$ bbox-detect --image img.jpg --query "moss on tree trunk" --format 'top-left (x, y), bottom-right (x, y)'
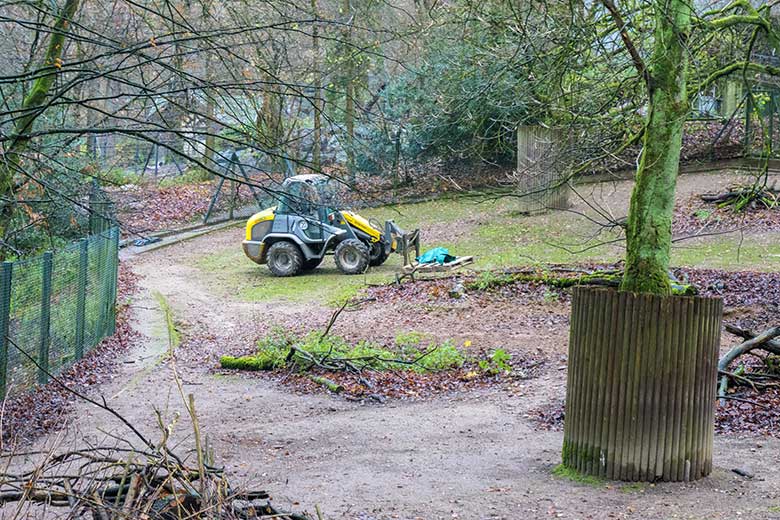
top-left (0, 0), bottom-right (80, 248)
top-left (621, 0), bottom-right (691, 296)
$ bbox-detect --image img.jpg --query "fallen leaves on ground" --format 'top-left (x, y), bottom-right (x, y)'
top-left (716, 388), bottom-right (780, 437)
top-left (674, 193), bottom-right (780, 236)
top-left (529, 399), bottom-right (566, 431)
top-left (108, 182), bottom-right (256, 236)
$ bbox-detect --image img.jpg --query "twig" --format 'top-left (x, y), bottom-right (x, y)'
top-left (718, 395), bottom-right (770, 409)
top-left (320, 299), bottom-right (350, 341)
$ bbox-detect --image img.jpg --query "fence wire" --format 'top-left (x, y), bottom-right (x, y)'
top-left (0, 226), bottom-right (119, 399)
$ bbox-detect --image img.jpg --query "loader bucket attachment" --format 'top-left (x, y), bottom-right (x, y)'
top-left (385, 220), bottom-right (421, 267)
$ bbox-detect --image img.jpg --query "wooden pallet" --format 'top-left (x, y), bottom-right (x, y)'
top-left (397, 255), bottom-right (474, 282)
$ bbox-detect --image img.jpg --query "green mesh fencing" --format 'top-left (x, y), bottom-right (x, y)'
top-left (0, 226), bottom-right (120, 399)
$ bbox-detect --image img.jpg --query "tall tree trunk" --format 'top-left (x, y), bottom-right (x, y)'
top-left (311, 0), bottom-right (322, 171)
top-left (202, 0), bottom-right (216, 166)
top-left (260, 77), bottom-right (283, 146)
top-left (342, 0), bottom-right (355, 184)
top-left (0, 0), bottom-right (81, 250)
top-left (620, 0), bottom-right (691, 296)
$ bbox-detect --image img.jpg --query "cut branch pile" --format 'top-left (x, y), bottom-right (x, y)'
top-left (0, 445), bottom-right (308, 519)
top-left (701, 182), bottom-right (779, 211)
top-left (286, 344), bottom-right (435, 374)
top-left (1, 317), bottom-right (312, 519)
top-left (465, 266), bottom-right (697, 295)
top-left (718, 324), bottom-right (780, 401)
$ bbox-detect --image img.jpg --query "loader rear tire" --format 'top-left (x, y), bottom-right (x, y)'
top-left (335, 239), bottom-right (369, 275)
top-left (267, 241), bottom-right (303, 277)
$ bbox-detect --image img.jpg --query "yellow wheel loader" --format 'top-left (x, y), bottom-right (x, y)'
top-left (242, 174), bottom-right (420, 276)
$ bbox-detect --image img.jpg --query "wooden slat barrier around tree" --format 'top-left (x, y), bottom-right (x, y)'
top-left (516, 125), bottom-right (570, 214)
top-left (563, 287), bottom-right (722, 482)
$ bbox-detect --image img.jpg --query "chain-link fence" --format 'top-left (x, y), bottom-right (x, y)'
top-left (0, 225), bottom-right (120, 400)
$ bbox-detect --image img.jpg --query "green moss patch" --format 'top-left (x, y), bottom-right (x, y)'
top-left (552, 464), bottom-right (606, 487)
top-left (219, 327), bottom-right (468, 373)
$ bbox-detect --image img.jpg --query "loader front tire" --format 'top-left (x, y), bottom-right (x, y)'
top-left (335, 239), bottom-right (369, 275)
top-left (368, 241), bottom-right (390, 267)
top-left (267, 241), bottom-right (303, 277)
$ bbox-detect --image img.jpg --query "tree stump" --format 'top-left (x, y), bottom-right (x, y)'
top-left (563, 287), bottom-right (722, 482)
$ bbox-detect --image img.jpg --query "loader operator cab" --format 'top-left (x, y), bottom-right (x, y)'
top-left (242, 174), bottom-right (420, 277)
top-left (278, 176), bottom-right (324, 215)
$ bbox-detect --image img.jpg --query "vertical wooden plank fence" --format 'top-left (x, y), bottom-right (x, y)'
top-left (516, 125), bottom-right (570, 214)
top-left (563, 287), bottom-right (722, 482)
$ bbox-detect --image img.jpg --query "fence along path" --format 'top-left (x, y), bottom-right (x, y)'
top-left (0, 225), bottom-right (120, 400)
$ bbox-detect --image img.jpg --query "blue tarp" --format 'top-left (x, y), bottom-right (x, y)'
top-left (416, 247), bottom-right (456, 265)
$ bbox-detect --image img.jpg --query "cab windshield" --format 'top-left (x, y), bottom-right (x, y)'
top-left (278, 176), bottom-right (342, 216)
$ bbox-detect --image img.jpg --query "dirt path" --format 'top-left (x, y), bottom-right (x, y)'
top-left (11, 225), bottom-right (762, 520)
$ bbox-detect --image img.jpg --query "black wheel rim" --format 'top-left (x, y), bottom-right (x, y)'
top-left (342, 248), bottom-right (360, 269)
top-left (276, 252), bottom-right (291, 269)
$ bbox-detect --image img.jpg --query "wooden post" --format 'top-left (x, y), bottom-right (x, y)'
top-left (563, 287), bottom-right (722, 482)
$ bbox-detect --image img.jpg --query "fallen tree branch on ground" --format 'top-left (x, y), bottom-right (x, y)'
top-left (466, 267), bottom-right (697, 295)
top-left (286, 343), bottom-right (437, 374)
top-left (701, 183), bottom-right (779, 210)
top-left (718, 325), bottom-right (780, 401)
top-left (2, 333), bottom-right (312, 519)
top-left (0, 445), bottom-right (310, 519)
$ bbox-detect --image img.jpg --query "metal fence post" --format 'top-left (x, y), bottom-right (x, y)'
top-left (102, 232), bottom-right (111, 337)
top-left (98, 229), bottom-right (114, 339)
top-left (0, 262), bottom-right (13, 400)
top-left (38, 252), bottom-right (53, 385)
top-left (75, 239), bottom-right (88, 359)
top-left (108, 227), bottom-right (120, 335)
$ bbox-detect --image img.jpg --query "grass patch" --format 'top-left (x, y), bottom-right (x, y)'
top-left (158, 168), bottom-right (212, 188)
top-left (196, 246), bottom-right (397, 304)
top-left (552, 464), bottom-right (606, 487)
top-left (361, 195), bottom-right (517, 230)
top-left (672, 236), bottom-right (780, 271)
top-left (194, 190), bottom-right (779, 305)
top-left (153, 290), bottom-right (180, 351)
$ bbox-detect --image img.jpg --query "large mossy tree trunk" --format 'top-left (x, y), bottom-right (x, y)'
top-left (621, 0), bottom-right (691, 296)
top-left (563, 0), bottom-right (723, 484)
top-left (0, 0), bottom-right (81, 250)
